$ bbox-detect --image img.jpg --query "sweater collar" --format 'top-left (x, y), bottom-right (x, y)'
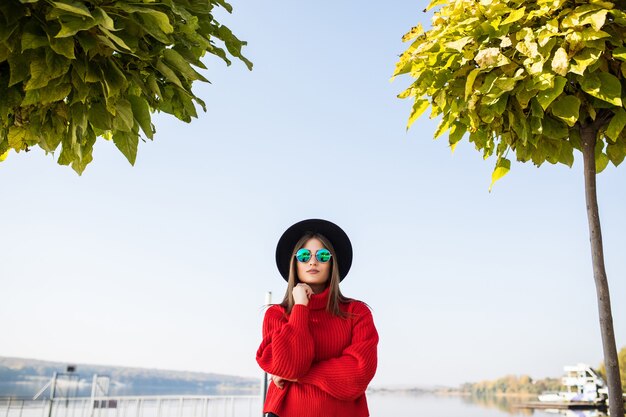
top-left (308, 286), bottom-right (330, 310)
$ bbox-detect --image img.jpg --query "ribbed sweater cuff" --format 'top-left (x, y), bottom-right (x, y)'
top-left (289, 304), bottom-right (309, 327)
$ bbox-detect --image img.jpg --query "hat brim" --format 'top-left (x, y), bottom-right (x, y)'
top-left (275, 219), bottom-right (352, 282)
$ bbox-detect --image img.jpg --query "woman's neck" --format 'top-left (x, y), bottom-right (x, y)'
top-left (309, 284), bottom-right (327, 294)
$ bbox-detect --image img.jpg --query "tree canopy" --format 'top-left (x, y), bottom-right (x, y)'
top-left (0, 0), bottom-right (251, 173)
top-left (393, 0), bottom-right (626, 189)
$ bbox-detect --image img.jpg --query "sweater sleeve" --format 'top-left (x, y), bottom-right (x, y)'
top-left (256, 304), bottom-right (315, 380)
top-left (298, 301), bottom-right (378, 401)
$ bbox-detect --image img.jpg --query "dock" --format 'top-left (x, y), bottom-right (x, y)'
top-left (515, 401), bottom-right (607, 410)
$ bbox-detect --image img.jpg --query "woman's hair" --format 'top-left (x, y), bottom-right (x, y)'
top-left (280, 232), bottom-right (351, 317)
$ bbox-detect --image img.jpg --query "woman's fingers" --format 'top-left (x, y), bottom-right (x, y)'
top-left (296, 283), bottom-right (312, 297)
top-left (271, 375), bottom-right (284, 389)
top-left (292, 284), bottom-right (311, 305)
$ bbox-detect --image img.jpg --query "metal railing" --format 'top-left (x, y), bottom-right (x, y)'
top-left (0, 395), bottom-right (261, 417)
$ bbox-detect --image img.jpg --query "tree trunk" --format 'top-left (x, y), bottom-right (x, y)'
top-left (580, 123), bottom-right (624, 417)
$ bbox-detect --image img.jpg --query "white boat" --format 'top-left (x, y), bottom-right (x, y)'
top-left (538, 364), bottom-right (607, 403)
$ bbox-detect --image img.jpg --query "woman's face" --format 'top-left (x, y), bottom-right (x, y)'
top-left (296, 237), bottom-right (332, 287)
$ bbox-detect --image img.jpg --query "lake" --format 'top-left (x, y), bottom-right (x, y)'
top-left (1, 392), bottom-right (608, 417)
top-left (366, 394), bottom-right (606, 417)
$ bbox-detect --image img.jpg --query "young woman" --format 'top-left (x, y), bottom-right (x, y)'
top-left (256, 219), bottom-right (378, 417)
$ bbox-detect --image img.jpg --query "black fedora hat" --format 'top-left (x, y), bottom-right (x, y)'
top-left (275, 219), bottom-right (353, 282)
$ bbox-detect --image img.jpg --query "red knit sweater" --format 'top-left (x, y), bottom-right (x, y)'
top-left (256, 287), bottom-right (378, 417)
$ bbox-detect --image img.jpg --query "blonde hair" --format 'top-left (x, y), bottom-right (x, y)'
top-left (280, 232), bottom-right (351, 317)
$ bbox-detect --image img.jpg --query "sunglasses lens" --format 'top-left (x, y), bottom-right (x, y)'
top-left (316, 249), bottom-right (331, 263)
top-left (296, 248), bottom-right (311, 262)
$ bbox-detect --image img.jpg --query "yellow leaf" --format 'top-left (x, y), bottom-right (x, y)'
top-left (402, 24), bottom-right (423, 42)
top-left (475, 48), bottom-right (510, 69)
top-left (581, 10), bottom-right (608, 31)
top-left (501, 7), bottom-right (526, 25)
top-left (446, 36), bottom-right (472, 52)
top-left (426, 0), bottom-right (448, 11)
top-left (0, 150), bottom-right (9, 162)
top-left (489, 158), bottom-right (511, 192)
top-left (551, 47), bottom-right (569, 76)
top-left (465, 69), bottom-right (480, 100)
top-left (407, 99), bottom-right (429, 130)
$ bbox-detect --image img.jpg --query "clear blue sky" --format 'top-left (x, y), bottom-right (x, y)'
top-left (1, 1), bottom-right (624, 388)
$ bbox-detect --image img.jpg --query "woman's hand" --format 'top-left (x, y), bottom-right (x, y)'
top-left (292, 283), bottom-right (312, 306)
top-left (271, 374), bottom-right (297, 389)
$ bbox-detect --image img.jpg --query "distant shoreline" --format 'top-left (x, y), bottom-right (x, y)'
top-left (367, 387), bottom-right (539, 398)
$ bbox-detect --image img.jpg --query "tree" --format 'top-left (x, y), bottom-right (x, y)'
top-left (0, 0), bottom-right (252, 174)
top-left (393, 1), bottom-right (625, 415)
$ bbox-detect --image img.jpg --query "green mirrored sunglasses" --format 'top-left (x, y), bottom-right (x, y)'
top-left (295, 248), bottom-right (332, 263)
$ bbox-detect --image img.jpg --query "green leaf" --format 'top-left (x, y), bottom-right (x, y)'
top-left (216, 25), bottom-right (253, 70)
top-left (22, 83), bottom-right (72, 106)
top-left (606, 142), bottom-right (626, 166)
top-left (55, 16), bottom-right (97, 38)
top-left (128, 95), bottom-right (154, 139)
top-left (156, 60), bottom-right (183, 88)
top-left (21, 31), bottom-right (48, 51)
top-left (8, 52), bottom-right (30, 87)
top-left (530, 116), bottom-right (543, 134)
top-left (70, 103), bottom-right (88, 133)
top-left (113, 131), bottom-right (138, 165)
top-left (146, 75), bottom-right (161, 99)
top-left (112, 99), bottom-right (134, 132)
top-left (92, 7), bottom-right (116, 31)
top-left (49, 37), bottom-right (75, 59)
top-left (25, 49), bottom-right (70, 90)
top-left (25, 53), bottom-right (51, 90)
top-left (605, 108), bottom-right (626, 142)
top-left (124, 8), bottom-right (174, 43)
top-left (88, 102), bottom-right (113, 131)
top-left (214, 0), bottom-right (234, 13)
top-left (551, 95), bottom-right (581, 127)
top-left (542, 116), bottom-right (569, 139)
top-left (489, 158), bottom-right (511, 192)
top-left (52, 1), bottom-right (92, 18)
top-left (448, 121), bottom-right (466, 151)
top-left (99, 28), bottom-right (132, 51)
top-left (596, 151), bottom-right (609, 172)
top-left (142, 10), bottom-right (174, 34)
top-left (8, 126), bottom-right (27, 149)
top-left (581, 72), bottom-right (623, 106)
top-left (536, 76), bottom-right (567, 110)
top-left (163, 49), bottom-right (207, 82)
top-left (101, 60), bottom-right (128, 97)
top-left (558, 140), bottom-right (574, 167)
